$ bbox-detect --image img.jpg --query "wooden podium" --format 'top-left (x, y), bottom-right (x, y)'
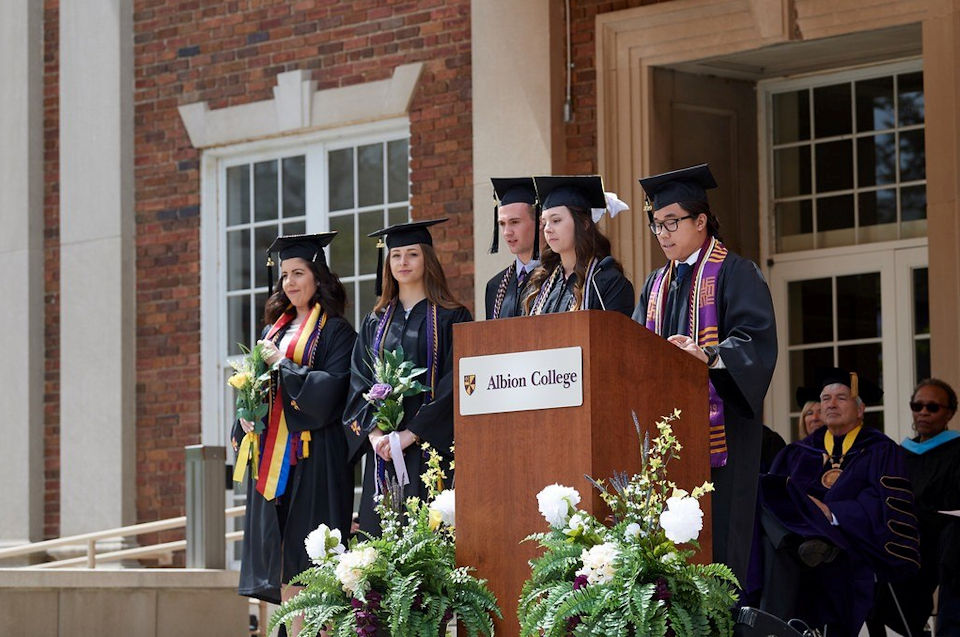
top-left (454, 311), bottom-right (711, 636)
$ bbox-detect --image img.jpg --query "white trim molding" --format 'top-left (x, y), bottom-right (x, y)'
top-left (179, 63), bottom-right (423, 149)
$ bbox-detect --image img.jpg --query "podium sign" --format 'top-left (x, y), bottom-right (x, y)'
top-left (454, 311), bottom-right (711, 637)
top-left (458, 346), bottom-right (583, 415)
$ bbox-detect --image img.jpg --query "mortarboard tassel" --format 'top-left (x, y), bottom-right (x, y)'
top-left (266, 255), bottom-right (275, 297)
top-left (489, 204), bottom-right (499, 254)
top-left (375, 238), bottom-right (386, 297)
top-left (532, 204), bottom-right (541, 260)
top-left (850, 372), bottom-right (859, 400)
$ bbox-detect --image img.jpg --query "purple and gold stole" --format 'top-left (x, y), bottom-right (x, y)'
top-left (255, 303), bottom-right (327, 500)
top-left (371, 299), bottom-right (440, 492)
top-left (645, 236), bottom-right (729, 468)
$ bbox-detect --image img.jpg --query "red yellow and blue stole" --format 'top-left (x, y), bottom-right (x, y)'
top-left (645, 236), bottom-right (729, 468)
top-left (254, 303), bottom-right (327, 500)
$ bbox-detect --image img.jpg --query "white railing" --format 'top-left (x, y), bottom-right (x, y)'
top-left (0, 506), bottom-right (245, 568)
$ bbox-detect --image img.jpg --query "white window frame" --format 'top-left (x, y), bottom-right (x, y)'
top-left (199, 117), bottom-right (410, 447)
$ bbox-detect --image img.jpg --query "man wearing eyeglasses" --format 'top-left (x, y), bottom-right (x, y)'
top-left (631, 164), bottom-right (778, 588)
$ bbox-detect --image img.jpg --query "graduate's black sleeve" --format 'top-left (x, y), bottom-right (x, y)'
top-left (589, 266), bottom-right (635, 316)
top-left (710, 257), bottom-right (778, 418)
top-left (406, 306), bottom-right (473, 454)
top-left (275, 317), bottom-right (357, 433)
top-left (630, 270), bottom-right (659, 325)
top-left (342, 313), bottom-right (379, 463)
top-left (484, 274), bottom-right (498, 320)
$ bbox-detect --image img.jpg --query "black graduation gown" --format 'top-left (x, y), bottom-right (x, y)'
top-left (631, 251), bottom-right (778, 584)
top-left (759, 426), bottom-right (920, 636)
top-left (342, 300), bottom-right (473, 535)
top-left (533, 262), bottom-right (634, 316)
top-left (233, 316), bottom-right (357, 604)
top-left (484, 264), bottom-right (524, 319)
top-left (872, 434), bottom-right (960, 634)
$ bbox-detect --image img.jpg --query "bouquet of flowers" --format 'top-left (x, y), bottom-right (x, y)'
top-left (517, 410), bottom-right (739, 637)
top-left (269, 446), bottom-right (501, 637)
top-left (228, 343), bottom-right (273, 482)
top-left (363, 345), bottom-right (432, 433)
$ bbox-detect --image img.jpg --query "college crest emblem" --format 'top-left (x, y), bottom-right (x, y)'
top-left (463, 374), bottom-right (476, 396)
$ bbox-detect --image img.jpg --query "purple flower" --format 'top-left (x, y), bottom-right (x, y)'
top-left (654, 577), bottom-right (672, 602)
top-left (573, 574), bottom-right (589, 591)
top-left (367, 383), bottom-right (393, 401)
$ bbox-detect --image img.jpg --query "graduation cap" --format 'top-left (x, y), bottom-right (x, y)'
top-left (265, 232), bottom-right (337, 296)
top-left (490, 177), bottom-right (540, 258)
top-left (814, 366), bottom-right (884, 405)
top-left (533, 175), bottom-right (607, 212)
top-left (367, 218), bottom-right (447, 296)
top-left (795, 385), bottom-right (821, 409)
top-left (638, 164), bottom-right (718, 219)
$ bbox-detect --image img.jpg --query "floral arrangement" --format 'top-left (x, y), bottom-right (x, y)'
top-left (268, 446), bottom-right (501, 637)
top-left (227, 343), bottom-right (273, 431)
top-left (364, 345), bottom-right (432, 433)
top-left (518, 410), bottom-right (739, 637)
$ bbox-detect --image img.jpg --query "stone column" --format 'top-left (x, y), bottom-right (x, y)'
top-left (923, 0), bottom-right (960, 391)
top-left (59, 0), bottom-right (136, 534)
top-left (0, 0), bottom-right (44, 549)
top-left (471, 0), bottom-right (560, 314)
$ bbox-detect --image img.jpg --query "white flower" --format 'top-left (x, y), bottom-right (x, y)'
top-left (304, 524), bottom-right (344, 564)
top-left (536, 484), bottom-right (581, 528)
top-left (334, 546), bottom-right (378, 593)
top-left (567, 512), bottom-right (587, 533)
top-left (576, 542), bottom-right (620, 585)
top-left (659, 495), bottom-right (704, 544)
top-left (429, 489), bottom-right (456, 527)
top-left (624, 522), bottom-right (642, 540)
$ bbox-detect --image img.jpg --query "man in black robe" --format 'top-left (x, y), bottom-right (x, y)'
top-left (631, 164), bottom-right (778, 585)
top-left (484, 177), bottom-right (540, 320)
top-left (758, 368), bottom-right (920, 636)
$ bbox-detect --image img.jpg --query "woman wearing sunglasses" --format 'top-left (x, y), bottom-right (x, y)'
top-left (869, 378), bottom-right (960, 637)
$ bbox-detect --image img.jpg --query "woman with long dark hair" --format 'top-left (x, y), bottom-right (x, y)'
top-left (523, 176), bottom-right (634, 316)
top-left (233, 232), bottom-right (356, 635)
top-left (343, 219), bottom-right (471, 535)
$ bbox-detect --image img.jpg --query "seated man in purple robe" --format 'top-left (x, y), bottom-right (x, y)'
top-left (757, 367), bottom-right (920, 637)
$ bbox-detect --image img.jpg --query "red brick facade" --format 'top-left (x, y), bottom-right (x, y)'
top-left (40, 0), bottom-right (660, 538)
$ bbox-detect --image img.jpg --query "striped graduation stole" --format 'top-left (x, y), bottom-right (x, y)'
top-left (256, 303), bottom-right (327, 500)
top-left (645, 236), bottom-right (729, 468)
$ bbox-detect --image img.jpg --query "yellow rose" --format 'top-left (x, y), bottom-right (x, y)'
top-left (228, 372), bottom-right (251, 390)
top-left (428, 508), bottom-right (443, 532)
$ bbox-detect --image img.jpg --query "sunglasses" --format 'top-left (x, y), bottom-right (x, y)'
top-left (909, 401), bottom-right (948, 413)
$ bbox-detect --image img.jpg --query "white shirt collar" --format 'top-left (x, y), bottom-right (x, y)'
top-left (516, 256), bottom-right (539, 274)
top-left (675, 248), bottom-right (701, 268)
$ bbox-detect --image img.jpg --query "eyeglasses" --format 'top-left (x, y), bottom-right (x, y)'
top-left (648, 215), bottom-right (695, 235)
top-left (909, 401), bottom-right (948, 413)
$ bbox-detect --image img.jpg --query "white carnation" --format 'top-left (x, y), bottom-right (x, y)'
top-left (576, 542), bottom-right (620, 585)
top-left (304, 523), bottom-right (344, 564)
top-left (624, 522), bottom-right (642, 540)
top-left (429, 489), bottom-right (456, 527)
top-left (567, 512), bottom-right (588, 533)
top-left (536, 484), bottom-right (581, 528)
top-left (659, 495), bottom-right (704, 544)
top-left (334, 546), bottom-right (378, 593)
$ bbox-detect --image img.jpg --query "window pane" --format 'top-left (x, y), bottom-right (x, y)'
top-left (357, 143), bottom-right (384, 208)
top-left (816, 194), bottom-right (854, 232)
top-left (857, 134), bottom-right (895, 187)
top-left (915, 339), bottom-right (931, 382)
top-left (254, 292), bottom-right (268, 336)
top-left (855, 76), bottom-right (894, 132)
top-left (329, 148), bottom-right (355, 211)
top-left (773, 90), bottom-right (810, 144)
top-left (254, 160), bottom-right (278, 222)
top-left (837, 342), bottom-right (882, 393)
top-left (898, 72), bottom-right (924, 126)
top-left (387, 139), bottom-right (409, 204)
top-left (775, 200), bottom-right (813, 252)
top-left (774, 146), bottom-right (811, 197)
top-left (789, 347), bottom-right (834, 393)
top-left (228, 294), bottom-right (251, 356)
top-left (901, 185), bottom-right (926, 222)
top-left (282, 156), bottom-right (306, 217)
top-left (282, 220), bottom-right (305, 236)
top-left (788, 278), bottom-right (832, 345)
top-left (357, 278), bottom-right (378, 320)
top-left (815, 140), bottom-right (853, 193)
top-left (814, 83), bottom-right (852, 138)
top-left (344, 280), bottom-right (358, 327)
top-left (227, 229), bottom-right (250, 291)
top-left (328, 215), bottom-right (355, 278)
top-left (388, 205), bottom-right (409, 227)
top-left (836, 273), bottom-right (881, 340)
top-left (358, 210), bottom-right (384, 275)
top-left (859, 189), bottom-right (896, 227)
top-left (898, 129), bottom-right (926, 182)
top-left (227, 165), bottom-right (250, 227)
top-left (913, 267), bottom-right (929, 335)
top-left (862, 410), bottom-right (884, 432)
top-left (254, 224), bottom-right (278, 289)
